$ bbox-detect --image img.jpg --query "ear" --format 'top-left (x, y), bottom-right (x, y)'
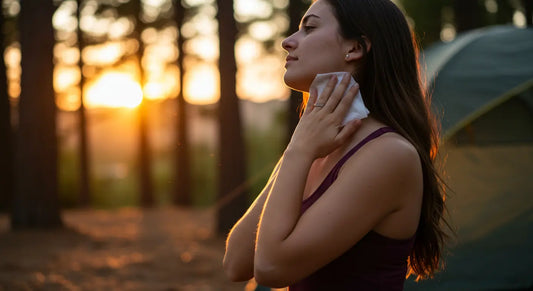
top-left (344, 36), bottom-right (371, 62)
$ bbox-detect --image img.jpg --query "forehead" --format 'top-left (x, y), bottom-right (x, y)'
top-left (303, 0), bottom-right (336, 22)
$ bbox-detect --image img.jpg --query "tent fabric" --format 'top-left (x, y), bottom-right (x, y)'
top-left (405, 144), bottom-right (533, 291)
top-left (421, 26), bottom-right (533, 140)
top-left (404, 26), bottom-right (533, 291)
top-left (450, 89), bottom-right (533, 145)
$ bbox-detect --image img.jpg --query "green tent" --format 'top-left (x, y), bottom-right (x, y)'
top-left (405, 26), bottom-right (533, 290)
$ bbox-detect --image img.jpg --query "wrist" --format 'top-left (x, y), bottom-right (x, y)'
top-left (283, 145), bottom-right (315, 166)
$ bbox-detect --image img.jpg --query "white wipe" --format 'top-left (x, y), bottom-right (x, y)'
top-left (310, 72), bottom-right (369, 125)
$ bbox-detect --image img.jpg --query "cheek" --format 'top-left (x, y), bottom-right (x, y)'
top-left (283, 36), bottom-right (345, 91)
top-left (306, 40), bottom-right (345, 71)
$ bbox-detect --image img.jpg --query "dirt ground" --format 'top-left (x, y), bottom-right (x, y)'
top-left (0, 207), bottom-right (250, 291)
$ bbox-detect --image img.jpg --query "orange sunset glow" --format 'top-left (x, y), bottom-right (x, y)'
top-left (85, 72), bottom-right (143, 108)
top-left (3, 0), bottom-right (289, 110)
top-left (35, 0), bottom-right (288, 111)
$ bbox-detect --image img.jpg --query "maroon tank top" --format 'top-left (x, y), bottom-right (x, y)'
top-left (289, 127), bottom-right (415, 291)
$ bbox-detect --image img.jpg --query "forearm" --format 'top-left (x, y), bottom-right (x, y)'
top-left (223, 158), bottom-right (283, 281)
top-left (255, 148), bottom-right (314, 268)
top-left (223, 191), bottom-right (268, 281)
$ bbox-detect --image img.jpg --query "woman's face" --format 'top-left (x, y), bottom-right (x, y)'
top-left (282, 0), bottom-right (352, 92)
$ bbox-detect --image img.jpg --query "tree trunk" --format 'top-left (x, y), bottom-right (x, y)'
top-left (76, 0), bottom-right (91, 207)
top-left (133, 0), bottom-right (154, 207)
top-left (138, 103), bottom-right (153, 207)
top-left (524, 0), bottom-right (533, 26)
top-left (216, 0), bottom-right (249, 235)
top-left (11, 0), bottom-right (62, 228)
top-left (0, 8), bottom-right (13, 212)
top-left (400, 0), bottom-right (446, 47)
top-left (491, 0), bottom-right (514, 26)
top-left (172, 0), bottom-right (191, 206)
top-left (453, 0), bottom-right (483, 33)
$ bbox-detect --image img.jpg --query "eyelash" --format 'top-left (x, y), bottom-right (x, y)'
top-left (302, 26), bottom-right (315, 33)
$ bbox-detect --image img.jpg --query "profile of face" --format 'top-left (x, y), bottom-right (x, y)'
top-left (282, 0), bottom-right (359, 92)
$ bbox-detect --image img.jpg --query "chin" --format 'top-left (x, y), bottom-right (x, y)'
top-left (283, 73), bottom-right (312, 93)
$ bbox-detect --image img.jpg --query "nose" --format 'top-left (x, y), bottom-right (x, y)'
top-left (282, 32), bottom-right (298, 51)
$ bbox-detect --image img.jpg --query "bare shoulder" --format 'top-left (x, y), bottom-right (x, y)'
top-left (372, 132), bottom-right (420, 162)
top-left (368, 132), bottom-right (422, 184)
top-left (337, 130), bottom-right (423, 200)
top-left (348, 130), bottom-right (420, 168)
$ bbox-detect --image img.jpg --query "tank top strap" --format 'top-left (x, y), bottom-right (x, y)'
top-left (301, 127), bottom-right (396, 212)
top-left (332, 126), bottom-right (396, 176)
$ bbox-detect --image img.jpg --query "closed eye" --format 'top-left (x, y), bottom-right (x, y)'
top-left (302, 26), bottom-right (315, 33)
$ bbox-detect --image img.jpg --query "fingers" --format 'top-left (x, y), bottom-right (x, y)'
top-left (313, 75), bottom-right (338, 109)
top-left (322, 73), bottom-right (351, 112)
top-left (303, 88), bottom-right (318, 115)
top-left (333, 83), bottom-right (359, 120)
top-left (309, 72), bottom-right (361, 130)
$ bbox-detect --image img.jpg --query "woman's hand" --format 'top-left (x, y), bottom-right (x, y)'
top-left (255, 74), bottom-right (365, 286)
top-left (287, 73), bottom-right (362, 159)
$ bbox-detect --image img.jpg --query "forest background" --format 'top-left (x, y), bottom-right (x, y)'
top-left (0, 0), bottom-right (531, 289)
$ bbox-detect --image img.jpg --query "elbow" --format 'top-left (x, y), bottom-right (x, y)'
top-left (253, 259), bottom-right (291, 288)
top-left (224, 266), bottom-right (253, 282)
top-left (223, 256), bottom-right (253, 282)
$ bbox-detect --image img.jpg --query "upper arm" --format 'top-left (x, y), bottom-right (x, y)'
top-left (257, 137), bottom-right (422, 285)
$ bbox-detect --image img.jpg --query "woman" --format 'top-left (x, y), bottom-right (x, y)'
top-left (223, 0), bottom-right (449, 289)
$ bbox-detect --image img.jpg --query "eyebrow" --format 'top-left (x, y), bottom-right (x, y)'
top-left (300, 14), bottom-right (320, 26)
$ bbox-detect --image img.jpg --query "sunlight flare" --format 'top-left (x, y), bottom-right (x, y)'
top-left (184, 63), bottom-right (219, 104)
top-left (86, 72), bottom-right (143, 108)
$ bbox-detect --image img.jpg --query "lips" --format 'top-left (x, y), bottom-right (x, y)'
top-left (285, 56), bottom-right (298, 68)
top-left (286, 55), bottom-right (298, 62)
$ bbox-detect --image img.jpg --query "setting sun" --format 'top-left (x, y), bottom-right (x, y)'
top-left (86, 72), bottom-right (143, 108)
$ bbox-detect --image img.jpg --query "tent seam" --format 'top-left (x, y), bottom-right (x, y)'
top-left (443, 79), bottom-right (533, 141)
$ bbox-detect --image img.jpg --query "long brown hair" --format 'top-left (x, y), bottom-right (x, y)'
top-left (323, 0), bottom-right (450, 280)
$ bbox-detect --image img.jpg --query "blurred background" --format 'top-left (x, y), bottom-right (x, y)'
top-left (0, 0), bottom-right (531, 290)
